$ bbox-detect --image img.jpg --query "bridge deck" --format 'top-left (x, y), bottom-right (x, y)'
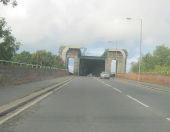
top-left (80, 56), bottom-right (105, 60)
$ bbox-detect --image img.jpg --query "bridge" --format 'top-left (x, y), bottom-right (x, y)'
top-left (1, 47), bottom-right (170, 132)
top-left (59, 46), bottom-right (128, 75)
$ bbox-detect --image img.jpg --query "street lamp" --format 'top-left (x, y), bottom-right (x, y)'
top-left (126, 17), bottom-right (143, 81)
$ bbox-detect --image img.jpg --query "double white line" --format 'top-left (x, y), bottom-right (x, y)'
top-left (0, 80), bottom-right (72, 125)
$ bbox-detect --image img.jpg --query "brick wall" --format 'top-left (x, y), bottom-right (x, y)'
top-left (117, 73), bottom-right (170, 86)
top-left (0, 64), bottom-right (68, 87)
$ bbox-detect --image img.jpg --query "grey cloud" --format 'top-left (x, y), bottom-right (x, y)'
top-left (0, 0), bottom-right (170, 69)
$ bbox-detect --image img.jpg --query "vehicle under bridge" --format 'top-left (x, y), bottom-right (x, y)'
top-left (59, 46), bottom-right (128, 75)
top-left (79, 56), bottom-right (105, 76)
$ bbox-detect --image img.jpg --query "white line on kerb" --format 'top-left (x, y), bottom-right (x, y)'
top-left (126, 95), bottom-right (150, 108)
top-left (166, 118), bottom-right (170, 121)
top-left (0, 80), bottom-right (72, 125)
top-left (0, 91), bottom-right (53, 125)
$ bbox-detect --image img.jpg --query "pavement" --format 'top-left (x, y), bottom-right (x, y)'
top-left (1, 76), bottom-right (170, 132)
top-left (0, 76), bottom-right (72, 106)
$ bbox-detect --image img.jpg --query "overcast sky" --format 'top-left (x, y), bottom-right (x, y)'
top-left (1, 0), bottom-right (170, 71)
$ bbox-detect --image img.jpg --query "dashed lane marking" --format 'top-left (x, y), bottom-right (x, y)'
top-left (94, 77), bottom-right (122, 93)
top-left (126, 95), bottom-right (150, 108)
top-left (112, 87), bottom-right (122, 93)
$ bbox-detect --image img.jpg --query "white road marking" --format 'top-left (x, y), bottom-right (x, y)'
top-left (102, 81), bottom-right (122, 93)
top-left (0, 91), bottom-right (53, 125)
top-left (54, 81), bottom-right (72, 91)
top-left (95, 78), bottom-right (122, 93)
top-left (94, 78), bottom-right (122, 93)
top-left (105, 84), bottom-right (111, 87)
top-left (166, 118), bottom-right (170, 121)
top-left (112, 87), bottom-right (122, 93)
top-left (126, 95), bottom-right (150, 108)
top-left (0, 80), bottom-right (72, 125)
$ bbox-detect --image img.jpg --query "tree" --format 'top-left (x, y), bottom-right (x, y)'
top-left (31, 50), bottom-right (65, 68)
top-left (31, 50), bottom-right (53, 66)
top-left (0, 18), bottom-right (20, 60)
top-left (131, 62), bottom-right (139, 72)
top-left (131, 45), bottom-right (170, 74)
top-left (54, 55), bottom-right (65, 68)
top-left (141, 53), bottom-right (155, 72)
top-left (153, 45), bottom-right (170, 67)
top-left (0, 0), bottom-right (17, 7)
top-left (12, 50), bottom-right (65, 68)
top-left (12, 51), bottom-right (32, 63)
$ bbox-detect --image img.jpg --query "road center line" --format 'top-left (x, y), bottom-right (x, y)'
top-left (126, 95), bottom-right (150, 108)
top-left (102, 81), bottom-right (122, 93)
top-left (112, 87), bottom-right (122, 93)
top-left (105, 84), bottom-right (111, 87)
top-left (93, 77), bottom-right (122, 93)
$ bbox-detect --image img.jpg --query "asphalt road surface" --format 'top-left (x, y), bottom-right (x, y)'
top-left (1, 77), bottom-right (170, 132)
top-left (0, 76), bottom-right (71, 106)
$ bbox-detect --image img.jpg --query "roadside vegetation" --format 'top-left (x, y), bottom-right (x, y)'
top-left (0, 0), bottom-right (17, 7)
top-left (131, 45), bottom-right (170, 75)
top-left (0, 18), bottom-right (65, 68)
top-left (12, 50), bottom-right (65, 68)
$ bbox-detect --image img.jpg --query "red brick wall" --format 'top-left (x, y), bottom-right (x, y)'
top-left (117, 73), bottom-right (170, 86)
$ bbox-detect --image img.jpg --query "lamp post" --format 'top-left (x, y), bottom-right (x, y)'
top-left (126, 17), bottom-right (143, 81)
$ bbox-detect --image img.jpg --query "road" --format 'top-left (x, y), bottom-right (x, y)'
top-left (1, 77), bottom-right (170, 132)
top-left (0, 76), bottom-right (71, 106)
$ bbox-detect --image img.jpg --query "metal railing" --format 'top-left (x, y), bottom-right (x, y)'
top-left (0, 60), bottom-right (67, 71)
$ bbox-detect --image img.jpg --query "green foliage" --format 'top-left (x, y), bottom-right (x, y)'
top-left (151, 65), bottom-right (170, 74)
top-left (0, 8), bottom-right (64, 68)
top-left (0, 18), bottom-right (20, 60)
top-left (131, 62), bottom-right (139, 72)
top-left (31, 50), bottom-right (53, 66)
top-left (31, 50), bottom-right (65, 68)
top-left (12, 51), bottom-right (32, 63)
top-left (141, 53), bottom-right (155, 71)
top-left (131, 45), bottom-right (170, 75)
top-left (12, 50), bottom-right (65, 68)
top-left (0, 0), bottom-right (17, 7)
top-left (153, 45), bottom-right (170, 67)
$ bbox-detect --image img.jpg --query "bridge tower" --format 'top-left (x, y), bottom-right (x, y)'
top-left (59, 46), bottom-right (81, 75)
top-left (59, 46), bottom-right (127, 75)
top-left (104, 49), bottom-right (128, 74)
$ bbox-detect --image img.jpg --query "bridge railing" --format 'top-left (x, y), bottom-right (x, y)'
top-left (0, 60), bottom-right (67, 71)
